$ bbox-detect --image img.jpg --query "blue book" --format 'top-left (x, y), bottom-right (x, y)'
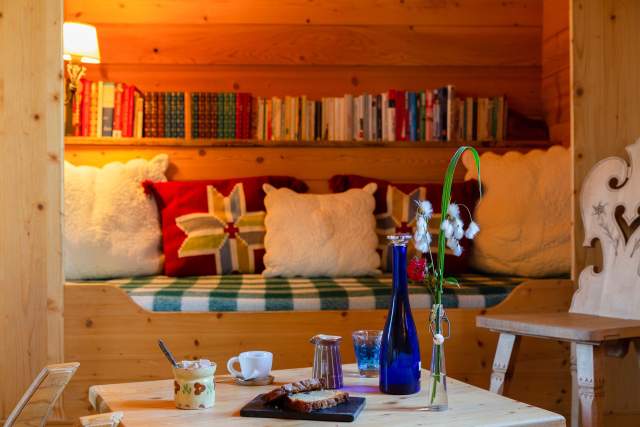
top-left (407, 92), bottom-right (416, 141)
top-left (192, 93), bottom-right (199, 138)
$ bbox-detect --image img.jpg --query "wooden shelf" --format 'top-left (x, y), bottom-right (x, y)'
top-left (64, 136), bottom-right (554, 149)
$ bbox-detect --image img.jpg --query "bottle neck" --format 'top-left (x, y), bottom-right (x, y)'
top-left (391, 243), bottom-right (408, 294)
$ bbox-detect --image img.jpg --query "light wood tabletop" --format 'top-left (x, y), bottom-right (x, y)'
top-left (89, 364), bottom-right (565, 426)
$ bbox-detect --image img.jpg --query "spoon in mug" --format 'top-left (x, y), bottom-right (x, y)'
top-left (158, 339), bottom-right (179, 368)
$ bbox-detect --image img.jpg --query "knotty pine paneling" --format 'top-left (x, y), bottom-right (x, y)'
top-left (65, 0), bottom-right (542, 26)
top-left (90, 24), bottom-right (541, 67)
top-left (573, 1), bottom-right (640, 425)
top-left (0, 0), bottom-right (64, 419)
top-left (63, 1), bottom-right (544, 121)
top-left (542, 0), bottom-right (569, 146)
top-left (83, 64), bottom-right (543, 117)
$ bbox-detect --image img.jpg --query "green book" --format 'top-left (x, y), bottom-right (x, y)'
top-left (217, 93), bottom-right (225, 139)
top-left (228, 93), bottom-right (236, 139)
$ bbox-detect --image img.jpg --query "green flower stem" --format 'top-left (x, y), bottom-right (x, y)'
top-left (429, 146), bottom-right (481, 406)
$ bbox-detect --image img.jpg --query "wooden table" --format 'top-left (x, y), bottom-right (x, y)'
top-left (89, 364), bottom-right (565, 426)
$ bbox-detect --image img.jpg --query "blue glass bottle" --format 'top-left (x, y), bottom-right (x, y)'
top-left (379, 234), bottom-right (421, 394)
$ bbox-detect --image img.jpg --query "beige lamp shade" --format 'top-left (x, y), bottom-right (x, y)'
top-left (63, 22), bottom-right (100, 64)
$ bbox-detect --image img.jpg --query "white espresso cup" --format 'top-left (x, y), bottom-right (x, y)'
top-left (227, 351), bottom-right (273, 380)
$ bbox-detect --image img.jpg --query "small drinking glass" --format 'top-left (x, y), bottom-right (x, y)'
top-left (352, 330), bottom-right (382, 377)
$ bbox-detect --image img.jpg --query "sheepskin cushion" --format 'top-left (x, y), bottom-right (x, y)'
top-left (262, 183), bottom-right (381, 277)
top-left (462, 146), bottom-right (571, 277)
top-left (64, 154), bottom-right (169, 279)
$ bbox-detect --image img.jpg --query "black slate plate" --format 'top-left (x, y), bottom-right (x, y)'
top-left (240, 394), bottom-right (366, 422)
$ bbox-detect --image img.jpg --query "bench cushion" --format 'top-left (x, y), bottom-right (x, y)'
top-left (69, 274), bottom-right (528, 312)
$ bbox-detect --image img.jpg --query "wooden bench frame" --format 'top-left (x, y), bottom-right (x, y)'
top-left (64, 278), bottom-right (574, 419)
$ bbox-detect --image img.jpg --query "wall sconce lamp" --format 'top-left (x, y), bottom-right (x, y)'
top-left (63, 22), bottom-right (100, 107)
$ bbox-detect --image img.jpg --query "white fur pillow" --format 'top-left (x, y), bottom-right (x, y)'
top-left (462, 146), bottom-right (571, 277)
top-left (64, 154), bottom-right (169, 280)
top-left (262, 183), bottom-right (380, 277)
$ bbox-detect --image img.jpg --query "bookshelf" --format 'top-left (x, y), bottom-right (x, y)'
top-left (64, 136), bottom-right (554, 150)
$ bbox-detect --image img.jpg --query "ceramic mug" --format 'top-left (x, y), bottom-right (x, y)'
top-left (173, 360), bottom-right (216, 410)
top-left (226, 351), bottom-right (273, 380)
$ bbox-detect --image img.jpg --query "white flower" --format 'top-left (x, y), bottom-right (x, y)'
top-left (419, 200), bottom-right (433, 218)
top-left (453, 245), bottom-right (463, 256)
top-left (453, 218), bottom-right (464, 240)
top-left (465, 221), bottom-right (480, 239)
top-left (433, 333), bottom-right (445, 345)
top-left (441, 219), bottom-right (454, 239)
top-left (416, 216), bottom-right (428, 234)
top-left (447, 203), bottom-right (460, 219)
top-left (446, 238), bottom-right (463, 257)
top-left (446, 237), bottom-right (458, 250)
top-left (414, 239), bottom-right (431, 253)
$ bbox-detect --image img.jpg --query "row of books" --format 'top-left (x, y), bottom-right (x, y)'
top-left (67, 82), bottom-right (508, 142)
top-left (69, 80), bottom-right (144, 137)
top-left (255, 87), bottom-right (507, 142)
top-left (143, 92), bottom-right (186, 138)
top-left (191, 92), bottom-right (252, 139)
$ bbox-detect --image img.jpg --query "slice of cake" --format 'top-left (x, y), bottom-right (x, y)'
top-left (262, 378), bottom-right (349, 413)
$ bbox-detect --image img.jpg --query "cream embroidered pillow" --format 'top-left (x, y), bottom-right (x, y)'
top-left (262, 183), bottom-right (380, 277)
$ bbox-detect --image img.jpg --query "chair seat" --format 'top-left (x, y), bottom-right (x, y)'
top-left (477, 312), bottom-right (640, 342)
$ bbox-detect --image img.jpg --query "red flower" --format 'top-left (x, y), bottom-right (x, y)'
top-left (408, 257), bottom-right (427, 282)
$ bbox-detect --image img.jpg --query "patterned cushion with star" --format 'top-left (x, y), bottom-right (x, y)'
top-left (146, 176), bottom-right (308, 276)
top-left (329, 175), bottom-right (480, 273)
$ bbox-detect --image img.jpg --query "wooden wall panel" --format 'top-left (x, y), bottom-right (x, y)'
top-left (542, 0), bottom-right (570, 146)
top-left (84, 65), bottom-right (543, 117)
top-left (0, 0), bottom-right (64, 420)
top-left (65, 0), bottom-right (542, 26)
top-left (572, 1), bottom-right (640, 425)
top-left (64, 1), bottom-right (543, 122)
top-left (64, 145), bottom-right (532, 193)
top-left (90, 24), bottom-right (540, 67)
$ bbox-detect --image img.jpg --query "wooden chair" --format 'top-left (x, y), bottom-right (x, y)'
top-left (79, 411), bottom-right (123, 427)
top-left (477, 140), bottom-right (640, 427)
top-left (3, 362), bottom-right (79, 427)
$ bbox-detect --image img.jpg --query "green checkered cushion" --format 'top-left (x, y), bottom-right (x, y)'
top-left (70, 274), bottom-right (527, 312)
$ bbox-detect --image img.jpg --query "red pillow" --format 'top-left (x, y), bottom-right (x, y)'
top-left (329, 175), bottom-right (480, 273)
top-left (146, 176), bottom-right (308, 276)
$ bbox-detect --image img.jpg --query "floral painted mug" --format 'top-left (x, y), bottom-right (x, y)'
top-left (172, 360), bottom-right (216, 409)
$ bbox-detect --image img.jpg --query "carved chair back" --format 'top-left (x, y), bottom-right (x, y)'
top-left (4, 362), bottom-right (79, 427)
top-left (571, 140), bottom-right (640, 319)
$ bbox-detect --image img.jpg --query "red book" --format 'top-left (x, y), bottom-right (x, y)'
top-left (81, 79), bottom-right (91, 136)
top-left (236, 93), bottom-right (242, 139)
top-left (244, 94), bottom-right (252, 138)
top-left (128, 86), bottom-right (136, 137)
top-left (121, 84), bottom-right (130, 137)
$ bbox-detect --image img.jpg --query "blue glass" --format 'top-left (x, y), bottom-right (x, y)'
top-left (379, 234), bottom-right (421, 395)
top-left (352, 330), bottom-right (382, 377)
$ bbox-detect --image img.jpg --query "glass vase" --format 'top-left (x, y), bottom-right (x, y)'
top-left (379, 234), bottom-right (421, 395)
top-left (426, 303), bottom-right (449, 411)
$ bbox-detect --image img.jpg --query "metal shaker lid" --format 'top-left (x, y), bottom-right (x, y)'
top-left (310, 334), bottom-right (342, 345)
